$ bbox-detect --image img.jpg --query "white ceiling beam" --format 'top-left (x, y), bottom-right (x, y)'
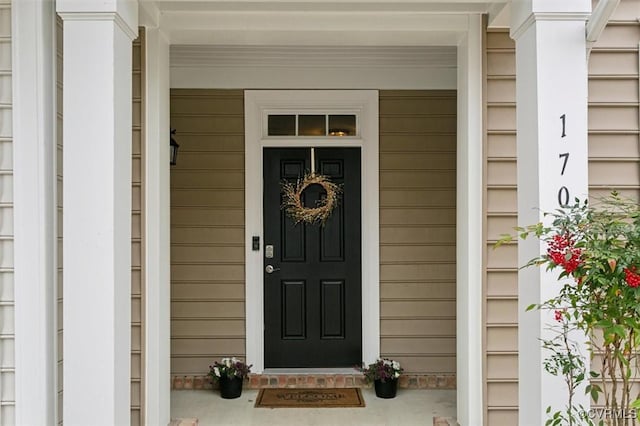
top-left (140, 0), bottom-right (508, 44)
top-left (162, 11), bottom-right (472, 31)
top-left (159, 10), bottom-right (473, 44)
top-left (149, 0), bottom-right (505, 11)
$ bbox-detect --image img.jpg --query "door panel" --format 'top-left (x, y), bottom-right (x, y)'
top-left (263, 148), bottom-right (362, 367)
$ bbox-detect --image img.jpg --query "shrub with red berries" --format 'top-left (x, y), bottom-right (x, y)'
top-left (498, 192), bottom-right (640, 423)
top-left (546, 234), bottom-right (583, 274)
top-left (624, 267), bottom-right (640, 288)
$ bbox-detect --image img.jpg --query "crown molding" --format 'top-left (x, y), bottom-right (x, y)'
top-left (57, 12), bottom-right (139, 40)
top-left (510, 11), bottom-right (590, 40)
top-left (170, 45), bottom-right (456, 68)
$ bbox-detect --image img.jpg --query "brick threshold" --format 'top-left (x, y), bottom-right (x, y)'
top-left (169, 417), bottom-right (459, 426)
top-left (433, 417), bottom-right (459, 426)
top-left (169, 416), bottom-right (458, 426)
top-left (172, 373), bottom-right (456, 390)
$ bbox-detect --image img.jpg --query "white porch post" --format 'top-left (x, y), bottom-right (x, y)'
top-left (456, 14), bottom-right (484, 426)
top-left (12, 0), bottom-right (56, 424)
top-left (56, 1), bottom-right (138, 425)
top-left (141, 4), bottom-right (172, 423)
top-left (511, 1), bottom-right (591, 424)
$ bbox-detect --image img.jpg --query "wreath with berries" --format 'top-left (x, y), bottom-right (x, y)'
top-left (281, 172), bottom-right (342, 225)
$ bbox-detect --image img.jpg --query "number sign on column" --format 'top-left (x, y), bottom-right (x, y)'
top-left (558, 114), bottom-right (569, 207)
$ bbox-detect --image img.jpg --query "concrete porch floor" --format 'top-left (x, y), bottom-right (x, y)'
top-left (171, 389), bottom-right (457, 426)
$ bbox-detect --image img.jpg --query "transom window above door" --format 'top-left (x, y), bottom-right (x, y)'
top-left (267, 114), bottom-right (357, 137)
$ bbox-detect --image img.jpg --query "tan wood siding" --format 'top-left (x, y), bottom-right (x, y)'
top-left (0, 1), bottom-right (12, 423)
top-left (484, 29), bottom-right (518, 425)
top-left (484, 3), bottom-right (640, 422)
top-left (131, 31), bottom-right (145, 426)
top-left (170, 89), bottom-right (245, 376)
top-left (588, 1), bottom-right (640, 410)
top-left (588, 2), bottom-right (640, 200)
top-left (379, 90), bottom-right (457, 374)
top-left (56, 16), bottom-right (63, 425)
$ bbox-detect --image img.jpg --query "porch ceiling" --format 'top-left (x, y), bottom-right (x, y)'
top-left (141, 0), bottom-right (508, 45)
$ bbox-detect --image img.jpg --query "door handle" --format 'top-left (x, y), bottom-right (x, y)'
top-left (265, 265), bottom-right (280, 274)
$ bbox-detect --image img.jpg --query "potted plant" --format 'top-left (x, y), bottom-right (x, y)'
top-left (358, 358), bottom-right (403, 398)
top-left (208, 357), bottom-right (252, 399)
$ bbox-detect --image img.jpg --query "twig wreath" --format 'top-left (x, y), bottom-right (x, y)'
top-left (281, 172), bottom-right (342, 225)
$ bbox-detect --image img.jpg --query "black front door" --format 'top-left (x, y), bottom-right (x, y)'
top-left (263, 147), bottom-right (362, 368)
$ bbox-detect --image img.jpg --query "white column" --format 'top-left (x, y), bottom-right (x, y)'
top-left (511, 2), bottom-right (591, 425)
top-left (12, 0), bottom-right (56, 424)
top-left (57, 1), bottom-right (138, 425)
top-left (143, 16), bottom-right (171, 426)
top-left (456, 14), bottom-right (484, 426)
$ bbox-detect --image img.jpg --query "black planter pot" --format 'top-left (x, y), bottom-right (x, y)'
top-left (219, 376), bottom-right (243, 399)
top-left (374, 378), bottom-right (398, 399)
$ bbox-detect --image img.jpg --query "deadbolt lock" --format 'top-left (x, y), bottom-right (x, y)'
top-left (265, 245), bottom-right (274, 258)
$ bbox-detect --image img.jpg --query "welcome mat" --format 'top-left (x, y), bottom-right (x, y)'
top-left (254, 388), bottom-right (365, 408)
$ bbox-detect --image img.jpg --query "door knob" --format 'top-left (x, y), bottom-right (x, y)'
top-left (265, 265), bottom-right (280, 274)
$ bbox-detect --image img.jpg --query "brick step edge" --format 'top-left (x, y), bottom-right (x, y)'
top-left (433, 417), bottom-right (458, 426)
top-left (172, 374), bottom-right (456, 390)
top-left (168, 418), bottom-right (198, 426)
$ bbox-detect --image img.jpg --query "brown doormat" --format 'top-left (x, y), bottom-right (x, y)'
top-left (254, 388), bottom-right (365, 408)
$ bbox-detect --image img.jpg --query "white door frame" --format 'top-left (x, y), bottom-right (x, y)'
top-left (244, 90), bottom-right (380, 372)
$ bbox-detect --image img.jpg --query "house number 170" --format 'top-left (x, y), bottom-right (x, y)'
top-left (558, 114), bottom-right (570, 207)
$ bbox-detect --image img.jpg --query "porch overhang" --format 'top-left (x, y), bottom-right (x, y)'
top-left (141, 0), bottom-right (508, 45)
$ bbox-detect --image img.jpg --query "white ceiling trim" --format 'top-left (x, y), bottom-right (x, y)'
top-left (150, 0), bottom-right (506, 13)
top-left (170, 45), bottom-right (457, 68)
top-left (157, 10), bottom-right (480, 45)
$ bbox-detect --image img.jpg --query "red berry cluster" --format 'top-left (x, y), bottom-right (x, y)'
top-left (554, 309), bottom-right (564, 322)
top-left (623, 267), bottom-right (640, 288)
top-left (547, 234), bottom-right (583, 274)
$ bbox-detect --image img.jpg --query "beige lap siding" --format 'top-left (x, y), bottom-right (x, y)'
top-left (131, 31), bottom-right (145, 426)
top-left (587, 0), bottom-right (640, 411)
top-left (170, 90), bottom-right (246, 376)
top-left (379, 90), bottom-right (457, 375)
top-left (588, 2), bottom-right (640, 202)
top-left (0, 1), bottom-right (13, 423)
top-left (483, 2), bottom-right (640, 423)
top-left (484, 29), bottom-right (519, 425)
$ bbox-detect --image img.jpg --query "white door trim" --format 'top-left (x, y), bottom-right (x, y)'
top-left (244, 90), bottom-right (380, 372)
top-left (456, 14), bottom-right (484, 426)
top-left (143, 26), bottom-right (171, 426)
